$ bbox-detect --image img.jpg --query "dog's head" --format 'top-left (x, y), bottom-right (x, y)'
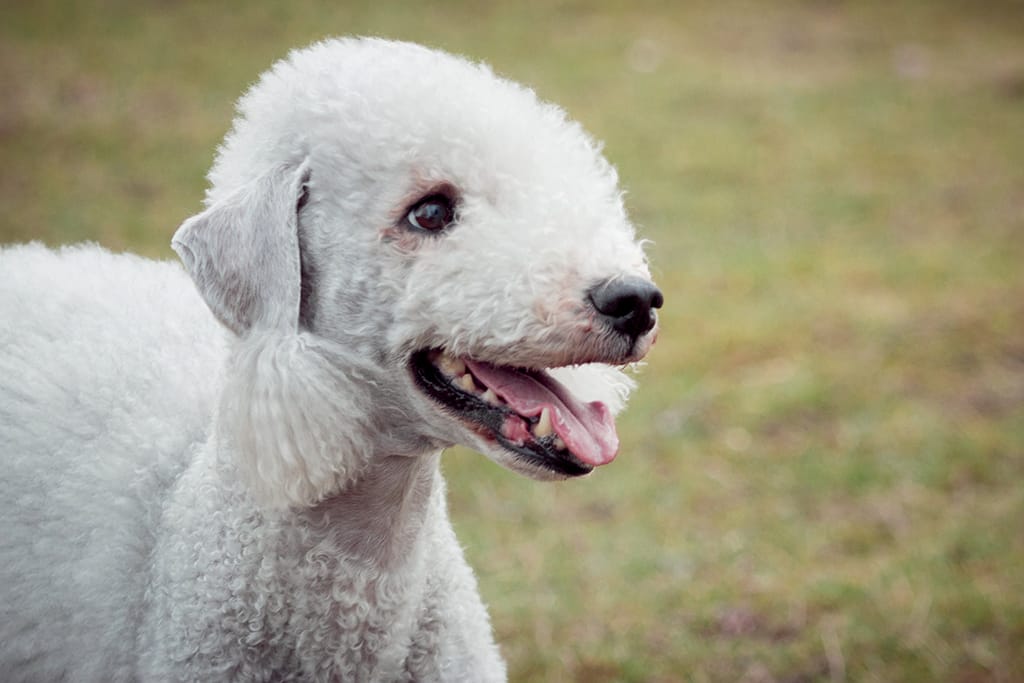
top-left (173, 38), bottom-right (662, 507)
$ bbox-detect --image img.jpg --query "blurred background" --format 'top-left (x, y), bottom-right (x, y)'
top-left (2, 1), bottom-right (1022, 680)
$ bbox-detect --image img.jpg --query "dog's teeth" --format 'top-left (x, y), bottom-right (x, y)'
top-left (457, 373), bottom-right (477, 393)
top-left (553, 436), bottom-right (567, 451)
top-left (482, 388), bottom-right (501, 405)
top-left (438, 353), bottom-right (467, 378)
top-left (534, 407), bottom-right (553, 438)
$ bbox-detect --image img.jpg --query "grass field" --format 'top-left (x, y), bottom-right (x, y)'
top-left (3, 1), bottom-right (1023, 681)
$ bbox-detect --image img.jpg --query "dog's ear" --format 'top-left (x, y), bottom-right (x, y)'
top-left (172, 161), bottom-right (311, 336)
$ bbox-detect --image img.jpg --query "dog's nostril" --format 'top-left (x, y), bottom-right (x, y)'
top-left (587, 276), bottom-right (663, 338)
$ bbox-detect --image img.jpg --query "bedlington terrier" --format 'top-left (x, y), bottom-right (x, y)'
top-left (0, 37), bottom-right (661, 681)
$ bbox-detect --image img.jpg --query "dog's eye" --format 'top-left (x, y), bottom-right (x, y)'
top-left (407, 195), bottom-right (454, 232)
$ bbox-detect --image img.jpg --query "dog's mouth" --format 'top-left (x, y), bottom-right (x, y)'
top-left (410, 349), bottom-right (618, 477)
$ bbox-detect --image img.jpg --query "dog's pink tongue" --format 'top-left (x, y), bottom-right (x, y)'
top-left (464, 360), bottom-right (619, 466)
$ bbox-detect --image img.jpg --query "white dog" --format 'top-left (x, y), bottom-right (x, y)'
top-left (0, 37), bottom-right (661, 682)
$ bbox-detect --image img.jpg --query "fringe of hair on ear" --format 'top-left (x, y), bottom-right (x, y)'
top-left (215, 331), bottom-right (379, 509)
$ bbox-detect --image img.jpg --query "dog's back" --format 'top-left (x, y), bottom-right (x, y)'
top-left (0, 244), bottom-right (224, 681)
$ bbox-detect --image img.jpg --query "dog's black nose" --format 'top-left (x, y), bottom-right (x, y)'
top-left (588, 276), bottom-right (663, 338)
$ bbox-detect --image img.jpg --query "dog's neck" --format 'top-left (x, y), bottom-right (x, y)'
top-left (198, 441), bottom-right (445, 572)
top-left (207, 331), bottom-right (450, 567)
top-left (216, 330), bottom-right (426, 508)
top-left (295, 451), bottom-right (444, 568)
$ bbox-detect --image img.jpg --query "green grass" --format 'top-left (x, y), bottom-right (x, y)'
top-left (3, 1), bottom-right (1023, 680)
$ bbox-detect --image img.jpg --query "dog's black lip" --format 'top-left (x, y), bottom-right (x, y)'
top-left (409, 349), bottom-right (593, 477)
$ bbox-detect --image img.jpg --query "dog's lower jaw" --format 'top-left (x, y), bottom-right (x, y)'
top-left (139, 442), bottom-right (505, 681)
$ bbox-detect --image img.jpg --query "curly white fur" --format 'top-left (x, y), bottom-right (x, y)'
top-left (0, 37), bottom-right (658, 682)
